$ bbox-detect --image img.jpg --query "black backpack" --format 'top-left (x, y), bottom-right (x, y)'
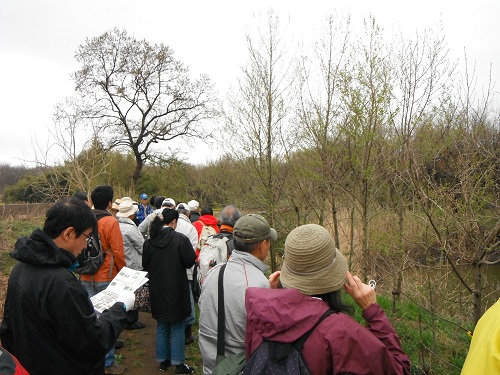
top-left (73, 214), bottom-right (112, 276)
top-left (243, 309), bottom-right (333, 375)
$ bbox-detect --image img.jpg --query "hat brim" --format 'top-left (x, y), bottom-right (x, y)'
top-left (234, 227), bottom-right (278, 243)
top-left (280, 248), bottom-right (348, 295)
top-left (116, 205), bottom-right (139, 217)
top-left (269, 228), bottom-right (278, 241)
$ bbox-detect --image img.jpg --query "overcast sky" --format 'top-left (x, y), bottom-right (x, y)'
top-left (1, 0), bottom-right (499, 167)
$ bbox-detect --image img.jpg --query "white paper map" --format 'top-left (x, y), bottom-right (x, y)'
top-left (90, 267), bottom-right (148, 313)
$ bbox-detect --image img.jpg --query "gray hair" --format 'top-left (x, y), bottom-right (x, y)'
top-left (177, 207), bottom-right (190, 217)
top-left (219, 205), bottom-right (241, 227)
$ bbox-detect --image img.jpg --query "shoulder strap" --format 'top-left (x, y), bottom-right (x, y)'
top-left (95, 215), bottom-right (115, 278)
top-left (94, 210), bottom-right (112, 220)
top-left (212, 233), bottom-right (225, 240)
top-left (293, 309), bottom-right (333, 350)
top-left (216, 264), bottom-right (227, 357)
top-left (107, 248), bottom-right (114, 278)
top-left (226, 238), bottom-right (235, 257)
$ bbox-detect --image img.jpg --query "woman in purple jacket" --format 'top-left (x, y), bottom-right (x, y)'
top-left (244, 224), bottom-right (410, 375)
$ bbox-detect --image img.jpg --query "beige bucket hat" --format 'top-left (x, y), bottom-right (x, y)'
top-left (280, 224), bottom-right (348, 295)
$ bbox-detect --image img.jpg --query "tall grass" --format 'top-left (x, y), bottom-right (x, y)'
top-left (0, 215), bottom-right (472, 374)
top-left (0, 215), bottom-right (43, 275)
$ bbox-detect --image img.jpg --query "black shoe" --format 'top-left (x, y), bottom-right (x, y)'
top-left (184, 324), bottom-right (196, 345)
top-left (159, 360), bottom-right (171, 372)
top-left (175, 363), bottom-right (194, 374)
top-left (114, 339), bottom-right (124, 349)
top-left (185, 333), bottom-right (196, 345)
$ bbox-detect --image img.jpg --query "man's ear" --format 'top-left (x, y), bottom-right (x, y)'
top-left (256, 239), bottom-right (268, 258)
top-left (61, 227), bottom-right (74, 242)
top-left (107, 201), bottom-right (113, 209)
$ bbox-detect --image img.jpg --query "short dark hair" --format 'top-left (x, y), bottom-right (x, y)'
top-left (201, 205), bottom-right (213, 216)
top-left (219, 205), bottom-right (241, 227)
top-left (91, 185), bottom-right (114, 210)
top-left (154, 196), bottom-right (166, 209)
top-left (73, 191), bottom-right (88, 202)
top-left (43, 198), bottom-right (97, 239)
top-left (234, 238), bottom-right (261, 253)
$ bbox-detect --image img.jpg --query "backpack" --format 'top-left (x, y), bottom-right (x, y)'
top-left (197, 223), bottom-right (217, 250)
top-left (198, 233), bottom-right (234, 283)
top-left (242, 309), bottom-right (334, 375)
top-left (73, 216), bottom-right (113, 277)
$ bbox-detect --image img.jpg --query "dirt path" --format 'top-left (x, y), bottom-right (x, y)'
top-left (117, 311), bottom-right (202, 375)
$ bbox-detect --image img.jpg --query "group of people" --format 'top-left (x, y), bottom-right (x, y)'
top-left (0, 187), bottom-right (209, 375)
top-left (197, 217), bottom-right (412, 375)
top-left (0, 187), bottom-right (493, 374)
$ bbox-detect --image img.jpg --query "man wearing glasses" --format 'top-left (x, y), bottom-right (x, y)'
top-left (0, 197), bottom-right (134, 375)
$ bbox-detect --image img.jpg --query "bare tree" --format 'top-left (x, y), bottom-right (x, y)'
top-left (72, 28), bottom-right (220, 187)
top-left (405, 54), bottom-right (500, 325)
top-left (338, 16), bottom-right (394, 280)
top-left (389, 24), bottom-right (455, 311)
top-left (226, 10), bottom-right (296, 271)
top-left (27, 97), bottom-right (110, 200)
top-left (293, 13), bottom-right (352, 247)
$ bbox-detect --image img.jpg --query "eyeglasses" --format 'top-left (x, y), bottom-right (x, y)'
top-left (82, 232), bottom-right (93, 245)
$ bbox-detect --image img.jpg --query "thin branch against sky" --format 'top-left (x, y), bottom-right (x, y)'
top-left (0, 0), bottom-right (498, 166)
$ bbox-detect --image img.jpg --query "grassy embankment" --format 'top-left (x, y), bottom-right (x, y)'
top-left (0, 215), bottom-right (471, 374)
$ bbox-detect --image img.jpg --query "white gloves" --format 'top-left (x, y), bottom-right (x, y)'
top-left (117, 291), bottom-right (136, 311)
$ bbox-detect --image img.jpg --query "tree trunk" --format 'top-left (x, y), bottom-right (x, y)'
top-left (393, 199), bottom-right (404, 313)
top-left (349, 204), bottom-right (355, 269)
top-left (132, 153), bottom-right (143, 188)
top-left (361, 177), bottom-right (369, 281)
top-left (332, 197), bottom-right (340, 249)
top-left (473, 264), bottom-right (483, 326)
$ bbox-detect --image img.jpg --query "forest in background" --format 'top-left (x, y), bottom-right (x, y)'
top-left (0, 10), bottom-right (498, 340)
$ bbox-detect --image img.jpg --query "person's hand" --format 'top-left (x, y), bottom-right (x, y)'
top-left (269, 271), bottom-right (281, 289)
top-left (344, 271), bottom-right (376, 310)
top-left (117, 291), bottom-right (136, 311)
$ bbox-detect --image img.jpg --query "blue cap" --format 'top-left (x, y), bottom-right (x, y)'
top-left (140, 193), bottom-right (148, 200)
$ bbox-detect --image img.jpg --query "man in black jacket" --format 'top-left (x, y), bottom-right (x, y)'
top-left (0, 198), bottom-right (134, 375)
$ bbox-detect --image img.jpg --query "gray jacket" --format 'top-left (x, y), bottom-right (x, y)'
top-left (138, 208), bottom-right (162, 237)
top-left (118, 217), bottom-right (144, 270)
top-left (175, 213), bottom-right (198, 280)
top-left (198, 250), bottom-right (269, 375)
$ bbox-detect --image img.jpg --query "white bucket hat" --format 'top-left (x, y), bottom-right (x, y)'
top-left (116, 199), bottom-right (139, 218)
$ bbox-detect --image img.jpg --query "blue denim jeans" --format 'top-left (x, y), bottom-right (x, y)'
top-left (156, 318), bottom-right (186, 365)
top-left (185, 283), bottom-right (195, 326)
top-left (81, 280), bottom-right (116, 368)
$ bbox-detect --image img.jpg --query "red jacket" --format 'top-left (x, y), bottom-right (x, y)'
top-left (245, 287), bottom-right (410, 375)
top-left (193, 215), bottom-right (220, 237)
top-left (193, 215), bottom-right (220, 254)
